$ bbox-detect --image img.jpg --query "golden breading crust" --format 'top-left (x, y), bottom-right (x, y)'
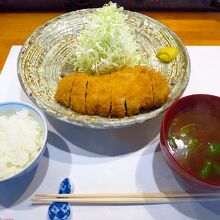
top-left (96, 74), bottom-right (111, 117)
top-left (110, 70), bottom-right (127, 118)
top-left (70, 73), bottom-right (88, 114)
top-left (55, 74), bottom-right (76, 107)
top-left (149, 69), bottom-right (170, 108)
top-left (55, 66), bottom-right (170, 118)
top-left (86, 76), bottom-right (99, 115)
top-left (125, 66), bottom-right (154, 116)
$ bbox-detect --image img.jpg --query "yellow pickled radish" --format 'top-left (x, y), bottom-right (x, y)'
top-left (156, 47), bottom-right (177, 63)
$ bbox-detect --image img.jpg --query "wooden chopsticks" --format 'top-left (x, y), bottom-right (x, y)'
top-left (32, 192), bottom-right (220, 205)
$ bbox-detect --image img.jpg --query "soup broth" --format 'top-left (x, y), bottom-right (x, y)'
top-left (168, 110), bottom-right (220, 183)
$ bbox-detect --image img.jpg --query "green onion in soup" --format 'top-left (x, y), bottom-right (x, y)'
top-left (168, 110), bottom-right (220, 183)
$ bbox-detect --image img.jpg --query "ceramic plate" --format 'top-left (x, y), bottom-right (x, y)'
top-left (17, 9), bottom-right (190, 128)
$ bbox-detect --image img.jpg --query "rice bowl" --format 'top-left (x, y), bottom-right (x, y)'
top-left (0, 102), bottom-right (47, 182)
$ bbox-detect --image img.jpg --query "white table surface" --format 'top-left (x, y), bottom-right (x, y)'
top-left (0, 46), bottom-right (220, 220)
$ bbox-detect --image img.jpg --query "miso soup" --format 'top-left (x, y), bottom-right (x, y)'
top-left (168, 110), bottom-right (220, 183)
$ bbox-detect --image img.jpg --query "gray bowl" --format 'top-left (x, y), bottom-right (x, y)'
top-left (18, 9), bottom-right (190, 128)
top-left (0, 102), bottom-right (47, 182)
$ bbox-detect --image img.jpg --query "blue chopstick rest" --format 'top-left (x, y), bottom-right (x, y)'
top-left (48, 178), bottom-right (72, 220)
top-left (59, 178), bottom-right (72, 194)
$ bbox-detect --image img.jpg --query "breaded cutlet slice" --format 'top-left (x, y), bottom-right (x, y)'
top-left (85, 76), bottom-right (100, 115)
top-left (124, 66), bottom-right (154, 116)
top-left (133, 66), bottom-right (153, 110)
top-left (55, 73), bottom-right (76, 107)
top-left (123, 67), bottom-right (143, 116)
top-left (149, 69), bottom-right (170, 107)
top-left (110, 70), bottom-right (126, 118)
top-left (96, 74), bottom-right (111, 117)
top-left (70, 72), bottom-right (88, 114)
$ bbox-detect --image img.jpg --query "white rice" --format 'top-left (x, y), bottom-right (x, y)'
top-left (0, 109), bottom-right (43, 180)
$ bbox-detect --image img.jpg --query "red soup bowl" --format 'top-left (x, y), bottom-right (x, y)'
top-left (160, 94), bottom-right (220, 190)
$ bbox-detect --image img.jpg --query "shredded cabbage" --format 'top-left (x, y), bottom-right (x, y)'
top-left (75, 2), bottom-right (141, 75)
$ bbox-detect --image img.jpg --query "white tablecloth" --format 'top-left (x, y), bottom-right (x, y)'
top-left (0, 46), bottom-right (220, 220)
